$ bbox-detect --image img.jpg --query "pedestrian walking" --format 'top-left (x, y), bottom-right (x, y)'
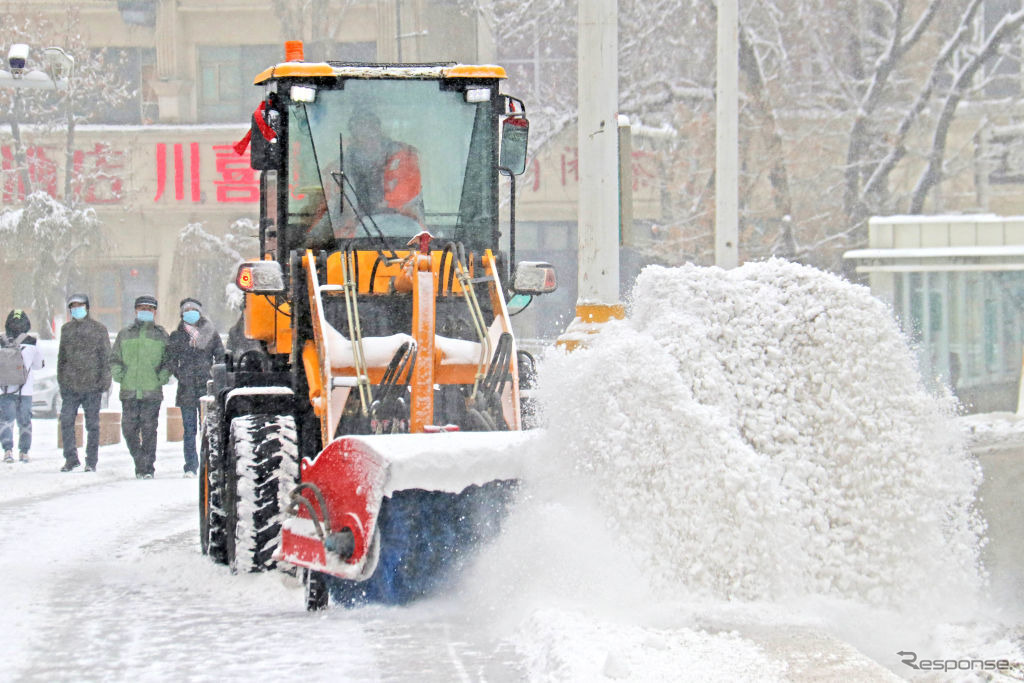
top-left (167, 298), bottom-right (223, 477)
top-left (110, 295), bottom-right (170, 479)
top-left (58, 294), bottom-right (112, 472)
top-left (0, 310), bottom-right (44, 464)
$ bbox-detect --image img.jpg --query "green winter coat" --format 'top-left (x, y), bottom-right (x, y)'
top-left (110, 320), bottom-right (171, 401)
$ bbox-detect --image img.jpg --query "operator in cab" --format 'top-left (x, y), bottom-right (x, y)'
top-left (308, 107), bottom-right (425, 247)
top-left (347, 108), bottom-right (424, 223)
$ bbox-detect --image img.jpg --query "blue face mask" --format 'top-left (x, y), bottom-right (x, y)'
top-left (136, 310), bottom-right (155, 323)
top-left (182, 310), bottom-right (200, 325)
top-left (70, 306), bottom-right (87, 320)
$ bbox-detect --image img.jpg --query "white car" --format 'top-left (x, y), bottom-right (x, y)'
top-left (31, 340), bottom-right (60, 418)
top-left (30, 339), bottom-right (110, 418)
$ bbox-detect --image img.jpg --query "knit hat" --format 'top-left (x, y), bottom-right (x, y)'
top-left (180, 297), bottom-right (203, 313)
top-left (67, 293), bottom-right (90, 308)
top-left (134, 295), bottom-right (158, 309)
top-left (5, 309), bottom-right (30, 337)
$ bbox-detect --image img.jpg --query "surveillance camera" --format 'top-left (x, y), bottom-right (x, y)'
top-left (7, 43), bottom-right (29, 75)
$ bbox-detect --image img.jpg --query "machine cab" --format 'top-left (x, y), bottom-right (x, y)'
top-left (246, 52), bottom-right (539, 283)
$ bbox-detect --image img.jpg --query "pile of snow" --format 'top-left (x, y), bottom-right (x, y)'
top-left (531, 259), bottom-right (985, 609)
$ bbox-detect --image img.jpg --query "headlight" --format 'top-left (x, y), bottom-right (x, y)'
top-left (236, 260), bottom-right (285, 294)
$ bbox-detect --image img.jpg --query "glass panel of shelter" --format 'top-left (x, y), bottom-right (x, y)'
top-left (893, 269), bottom-right (1024, 408)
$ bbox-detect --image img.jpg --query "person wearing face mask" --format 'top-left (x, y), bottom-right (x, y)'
top-left (57, 294), bottom-right (111, 472)
top-left (166, 298), bottom-right (224, 477)
top-left (110, 295), bottom-right (170, 479)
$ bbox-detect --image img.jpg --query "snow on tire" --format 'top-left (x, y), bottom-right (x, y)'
top-left (228, 414), bottom-right (299, 573)
top-left (202, 405), bottom-right (229, 565)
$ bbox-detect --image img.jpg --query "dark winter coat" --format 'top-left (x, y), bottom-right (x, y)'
top-left (58, 317), bottom-right (112, 394)
top-left (110, 320), bottom-right (171, 401)
top-left (167, 317), bottom-right (224, 407)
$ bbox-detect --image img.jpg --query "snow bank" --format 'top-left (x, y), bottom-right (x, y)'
top-left (959, 411), bottom-right (1024, 454)
top-left (514, 609), bottom-right (788, 682)
top-left (533, 259), bottom-right (985, 610)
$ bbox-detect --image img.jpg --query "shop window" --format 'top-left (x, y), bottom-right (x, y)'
top-left (985, 297), bottom-right (999, 371)
top-left (929, 290), bottom-right (943, 334)
top-left (198, 45), bottom-right (280, 123)
top-left (90, 47), bottom-right (155, 125)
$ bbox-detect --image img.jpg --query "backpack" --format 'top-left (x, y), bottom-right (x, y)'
top-left (0, 333), bottom-right (29, 388)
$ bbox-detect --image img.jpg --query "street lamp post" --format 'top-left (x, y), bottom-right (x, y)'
top-left (43, 47), bottom-right (77, 202)
top-left (715, 0), bottom-right (739, 268)
top-left (9, 84), bottom-right (30, 195)
top-left (0, 43), bottom-right (74, 200)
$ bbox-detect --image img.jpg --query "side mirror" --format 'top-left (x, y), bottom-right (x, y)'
top-left (512, 261), bottom-right (556, 295)
top-left (507, 293), bottom-right (532, 316)
top-left (236, 260), bottom-right (285, 294)
top-left (499, 116), bottom-right (529, 176)
top-left (250, 104), bottom-right (282, 171)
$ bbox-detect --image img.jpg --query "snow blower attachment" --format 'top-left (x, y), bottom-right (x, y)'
top-left (282, 431), bottom-right (535, 606)
top-left (198, 42), bottom-right (556, 609)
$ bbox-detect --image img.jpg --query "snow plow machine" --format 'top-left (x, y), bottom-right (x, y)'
top-left (198, 41), bottom-right (556, 610)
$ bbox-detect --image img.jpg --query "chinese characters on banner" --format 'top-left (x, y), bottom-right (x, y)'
top-left (1, 146), bottom-right (57, 202)
top-left (1, 143), bottom-right (126, 204)
top-left (0, 140), bottom-right (258, 205)
top-left (2, 140), bottom-right (655, 205)
top-left (522, 146), bottom-right (658, 194)
top-left (74, 143), bottom-right (125, 204)
top-left (153, 142), bottom-right (200, 202)
top-left (154, 142), bottom-right (258, 203)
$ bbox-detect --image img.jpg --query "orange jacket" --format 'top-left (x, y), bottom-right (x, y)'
top-left (380, 143), bottom-right (423, 222)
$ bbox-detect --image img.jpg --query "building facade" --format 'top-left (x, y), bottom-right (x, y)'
top-left (845, 215), bottom-right (1024, 413)
top-left (0, 1), bottom-right (499, 332)
top-left (1, 0), bottom-right (663, 339)
top-left (13, 1), bottom-right (1024, 353)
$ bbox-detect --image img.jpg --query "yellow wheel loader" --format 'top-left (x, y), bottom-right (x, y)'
top-left (198, 41), bottom-right (556, 610)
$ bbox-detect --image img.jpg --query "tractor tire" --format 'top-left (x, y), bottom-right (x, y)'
top-left (226, 414), bottom-right (299, 573)
top-left (304, 569), bottom-right (329, 611)
top-left (200, 405), bottom-right (229, 564)
top-left (199, 433), bottom-right (210, 554)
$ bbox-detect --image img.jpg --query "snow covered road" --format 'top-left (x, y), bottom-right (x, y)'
top-left (0, 424), bottom-right (528, 681)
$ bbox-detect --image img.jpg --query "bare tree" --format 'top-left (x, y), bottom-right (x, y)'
top-left (270, 0), bottom-right (358, 61)
top-left (0, 191), bottom-right (103, 336)
top-left (171, 219), bottom-right (260, 332)
top-left (485, 0), bottom-right (1024, 271)
top-left (909, 6), bottom-right (1024, 213)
